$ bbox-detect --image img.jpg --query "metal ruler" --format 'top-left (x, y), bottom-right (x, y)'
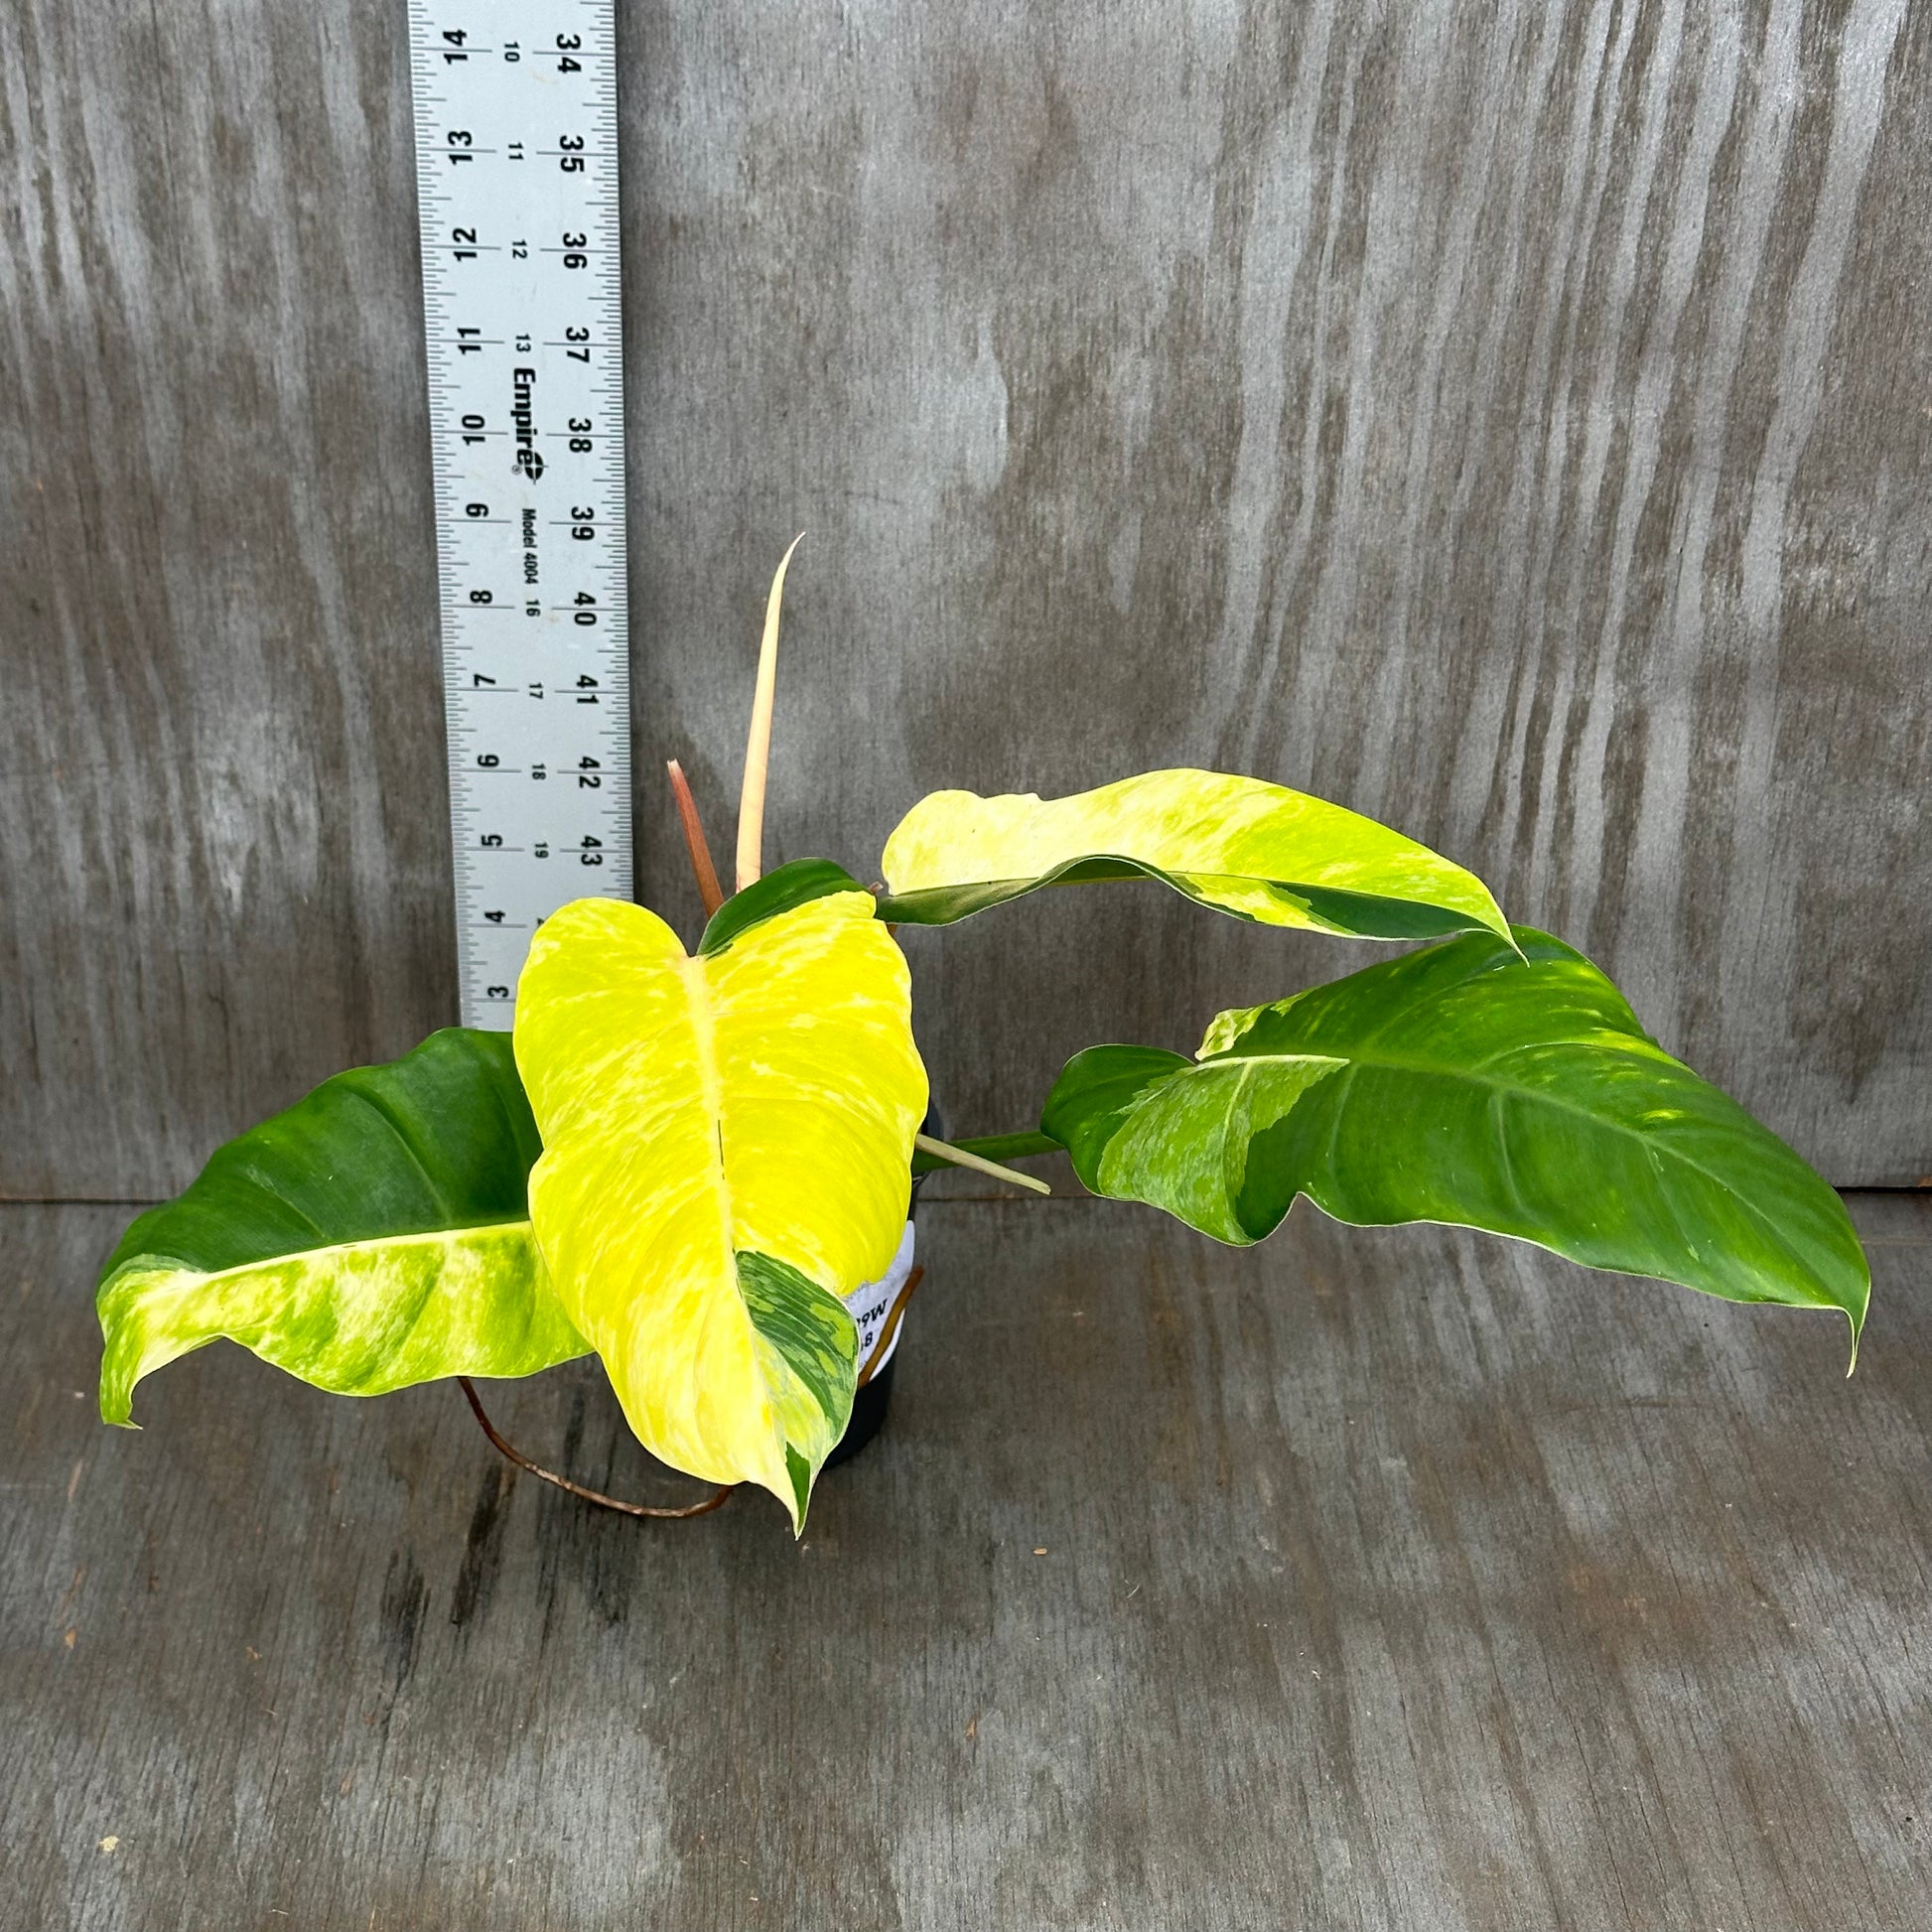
top-left (406, 0), bottom-right (632, 1029)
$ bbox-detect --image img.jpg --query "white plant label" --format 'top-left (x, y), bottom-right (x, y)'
top-left (842, 1222), bottom-right (917, 1377)
top-left (406, 0), bottom-right (632, 1028)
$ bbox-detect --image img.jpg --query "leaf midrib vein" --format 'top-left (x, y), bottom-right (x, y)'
top-left (1188, 1043), bottom-right (1827, 1264)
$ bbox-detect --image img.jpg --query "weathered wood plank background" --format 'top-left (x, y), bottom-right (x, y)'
top-left (4, 0), bottom-right (1928, 1196)
top-left (6, 1194), bottom-right (1931, 1926)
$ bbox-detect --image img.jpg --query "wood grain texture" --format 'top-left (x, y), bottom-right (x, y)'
top-left (4, 0), bottom-right (1929, 1194)
top-left (0, 0), bottom-right (452, 1197)
top-left (5, 1193), bottom-right (1930, 1927)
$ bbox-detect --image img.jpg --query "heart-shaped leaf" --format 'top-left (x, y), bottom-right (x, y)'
top-left (98, 1030), bottom-right (588, 1425)
top-left (878, 768), bottom-right (1511, 942)
top-left (1043, 929), bottom-right (1868, 1348)
top-left (513, 889), bottom-right (927, 1528)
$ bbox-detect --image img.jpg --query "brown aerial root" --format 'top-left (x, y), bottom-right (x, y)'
top-left (457, 1378), bottom-right (738, 1520)
top-left (457, 1266), bottom-right (925, 1520)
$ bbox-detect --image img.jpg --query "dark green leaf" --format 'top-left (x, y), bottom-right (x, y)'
top-left (700, 858), bottom-right (870, 956)
top-left (1042, 930), bottom-right (1869, 1347)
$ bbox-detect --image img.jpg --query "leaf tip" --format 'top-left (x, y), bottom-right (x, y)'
top-left (1842, 1248), bottom-right (1871, 1376)
top-left (96, 1295), bottom-right (143, 1427)
top-left (784, 1443), bottom-right (814, 1537)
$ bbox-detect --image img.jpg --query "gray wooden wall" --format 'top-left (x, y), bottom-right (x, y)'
top-left (4, 0), bottom-right (1928, 1199)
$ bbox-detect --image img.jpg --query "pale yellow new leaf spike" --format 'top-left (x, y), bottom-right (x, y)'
top-left (737, 534), bottom-right (804, 892)
top-left (513, 889), bottom-right (926, 1526)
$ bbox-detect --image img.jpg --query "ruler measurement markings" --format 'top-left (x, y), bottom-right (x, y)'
top-left (408, 0), bottom-right (631, 1028)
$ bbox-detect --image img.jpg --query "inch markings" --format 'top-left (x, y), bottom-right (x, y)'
top-left (407, 0), bottom-right (631, 1029)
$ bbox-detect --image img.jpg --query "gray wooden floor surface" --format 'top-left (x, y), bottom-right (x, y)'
top-left (5, 1192), bottom-right (1930, 1930)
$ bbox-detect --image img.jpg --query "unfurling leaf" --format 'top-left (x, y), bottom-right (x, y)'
top-left (97, 1030), bottom-right (588, 1426)
top-left (514, 889), bottom-right (927, 1529)
top-left (1043, 929), bottom-right (1868, 1348)
top-left (878, 768), bottom-right (1511, 943)
top-left (699, 856), bottom-right (870, 957)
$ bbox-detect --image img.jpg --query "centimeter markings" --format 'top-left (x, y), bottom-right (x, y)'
top-left (406, 0), bottom-right (631, 1029)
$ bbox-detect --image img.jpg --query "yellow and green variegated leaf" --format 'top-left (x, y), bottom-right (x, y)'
top-left (1042, 930), bottom-right (1869, 1349)
top-left (98, 1030), bottom-right (589, 1426)
top-left (878, 767), bottom-right (1511, 943)
top-left (513, 890), bottom-right (926, 1529)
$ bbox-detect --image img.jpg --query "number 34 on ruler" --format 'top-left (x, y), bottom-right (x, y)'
top-left (408, 0), bottom-right (633, 1029)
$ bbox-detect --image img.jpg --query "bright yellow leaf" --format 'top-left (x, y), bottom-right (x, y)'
top-left (513, 890), bottom-right (926, 1527)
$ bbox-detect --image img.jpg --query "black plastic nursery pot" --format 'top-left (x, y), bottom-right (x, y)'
top-left (825, 1109), bottom-right (939, 1469)
top-left (827, 1355), bottom-right (898, 1468)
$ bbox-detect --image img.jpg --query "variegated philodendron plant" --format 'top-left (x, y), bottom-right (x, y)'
top-left (96, 551), bottom-right (1869, 1533)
